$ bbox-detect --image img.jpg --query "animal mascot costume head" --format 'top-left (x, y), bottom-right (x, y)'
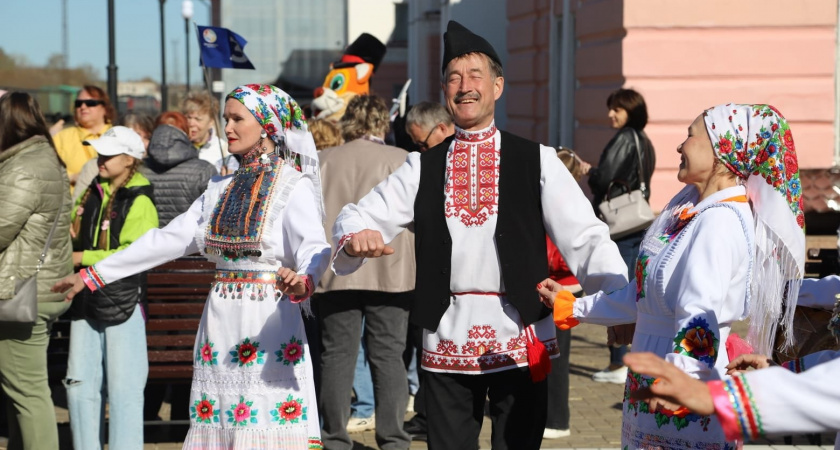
top-left (311, 33), bottom-right (387, 122)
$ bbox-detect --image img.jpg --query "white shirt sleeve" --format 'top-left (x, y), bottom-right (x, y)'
top-left (93, 194), bottom-right (204, 284)
top-left (747, 355), bottom-right (840, 436)
top-left (280, 177), bottom-right (331, 285)
top-left (798, 275), bottom-right (840, 310)
top-left (665, 208), bottom-right (749, 380)
top-left (538, 145), bottom-right (628, 294)
top-left (331, 152), bottom-right (420, 275)
top-left (573, 282), bottom-right (638, 326)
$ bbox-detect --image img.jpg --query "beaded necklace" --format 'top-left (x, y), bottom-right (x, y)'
top-left (204, 147), bottom-right (284, 260)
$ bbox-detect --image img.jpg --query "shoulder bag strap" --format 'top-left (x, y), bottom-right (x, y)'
top-left (36, 207), bottom-right (62, 272)
top-left (630, 129), bottom-right (647, 195)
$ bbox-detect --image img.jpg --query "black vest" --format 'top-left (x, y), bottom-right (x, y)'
top-left (413, 131), bottom-right (549, 332)
top-left (70, 180), bottom-right (155, 324)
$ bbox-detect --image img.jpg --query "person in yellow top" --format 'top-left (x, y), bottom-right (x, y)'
top-left (53, 85), bottom-right (116, 186)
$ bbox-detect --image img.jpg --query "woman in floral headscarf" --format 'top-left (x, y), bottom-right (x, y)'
top-left (538, 104), bottom-right (805, 448)
top-left (53, 84), bottom-right (331, 449)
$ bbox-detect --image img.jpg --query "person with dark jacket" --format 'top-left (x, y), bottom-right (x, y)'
top-left (66, 126), bottom-right (158, 450)
top-left (0, 92), bottom-right (73, 450)
top-left (582, 88), bottom-right (656, 385)
top-left (140, 124), bottom-right (217, 226)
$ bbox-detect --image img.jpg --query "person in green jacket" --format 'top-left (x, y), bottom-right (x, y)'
top-left (0, 92), bottom-right (73, 450)
top-left (65, 126), bottom-right (158, 450)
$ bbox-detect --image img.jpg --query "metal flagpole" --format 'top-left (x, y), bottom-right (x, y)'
top-left (194, 22), bottom-right (228, 174)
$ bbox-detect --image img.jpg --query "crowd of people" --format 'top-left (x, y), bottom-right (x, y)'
top-left (0, 18), bottom-right (838, 450)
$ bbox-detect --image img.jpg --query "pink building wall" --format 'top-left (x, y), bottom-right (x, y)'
top-left (508, 0), bottom-right (837, 211)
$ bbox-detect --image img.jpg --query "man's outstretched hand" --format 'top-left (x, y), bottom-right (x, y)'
top-left (343, 229), bottom-right (395, 258)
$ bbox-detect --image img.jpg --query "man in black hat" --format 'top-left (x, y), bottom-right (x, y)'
top-left (330, 20), bottom-right (628, 450)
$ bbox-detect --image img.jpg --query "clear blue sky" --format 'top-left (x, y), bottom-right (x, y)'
top-left (1, 0), bottom-right (212, 84)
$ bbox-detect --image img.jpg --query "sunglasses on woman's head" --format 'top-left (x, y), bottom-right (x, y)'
top-left (75, 99), bottom-right (104, 108)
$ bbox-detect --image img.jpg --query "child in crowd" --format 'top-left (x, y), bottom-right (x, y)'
top-left (66, 126), bottom-right (158, 450)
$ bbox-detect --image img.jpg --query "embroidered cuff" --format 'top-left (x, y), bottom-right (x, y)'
top-left (288, 275), bottom-right (314, 304)
top-left (781, 358), bottom-right (805, 373)
top-left (335, 233), bottom-right (356, 259)
top-left (708, 380), bottom-right (741, 442)
top-left (80, 266), bottom-right (105, 292)
top-left (553, 290), bottom-right (579, 330)
top-left (712, 374), bottom-right (763, 442)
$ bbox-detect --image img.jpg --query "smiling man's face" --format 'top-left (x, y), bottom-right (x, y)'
top-left (442, 53), bottom-right (503, 131)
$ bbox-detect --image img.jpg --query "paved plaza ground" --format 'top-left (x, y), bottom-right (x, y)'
top-left (0, 322), bottom-right (835, 449)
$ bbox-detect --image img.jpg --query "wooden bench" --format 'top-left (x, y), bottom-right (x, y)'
top-left (141, 256), bottom-right (213, 442)
top-left (145, 256), bottom-right (214, 383)
top-left (804, 246), bottom-right (840, 279)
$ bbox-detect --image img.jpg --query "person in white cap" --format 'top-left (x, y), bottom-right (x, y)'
top-left (64, 125), bottom-right (159, 450)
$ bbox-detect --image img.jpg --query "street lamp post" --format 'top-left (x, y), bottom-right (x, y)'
top-left (182, 0), bottom-right (193, 93)
top-left (159, 0), bottom-right (168, 111)
top-left (107, 0), bottom-right (117, 104)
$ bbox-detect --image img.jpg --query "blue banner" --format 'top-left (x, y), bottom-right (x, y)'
top-left (197, 26), bottom-right (255, 69)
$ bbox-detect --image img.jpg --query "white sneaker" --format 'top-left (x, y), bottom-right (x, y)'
top-left (407, 394), bottom-right (415, 412)
top-left (591, 366), bottom-right (628, 384)
top-left (346, 414), bottom-right (375, 433)
top-left (543, 428), bottom-right (571, 439)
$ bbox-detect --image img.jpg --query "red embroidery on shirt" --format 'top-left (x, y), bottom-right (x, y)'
top-left (445, 139), bottom-right (500, 227)
top-left (455, 126), bottom-right (497, 143)
top-left (422, 324), bottom-right (560, 373)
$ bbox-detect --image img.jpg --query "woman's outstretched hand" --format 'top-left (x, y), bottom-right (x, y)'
top-left (624, 352), bottom-right (715, 416)
top-left (536, 278), bottom-right (564, 308)
top-left (276, 267), bottom-right (306, 297)
top-left (726, 353), bottom-right (776, 375)
top-left (52, 273), bottom-right (85, 302)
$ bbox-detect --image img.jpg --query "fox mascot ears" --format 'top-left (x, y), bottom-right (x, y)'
top-left (311, 33), bottom-right (386, 122)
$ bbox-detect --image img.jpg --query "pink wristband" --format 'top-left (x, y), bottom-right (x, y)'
top-left (79, 267), bottom-right (103, 292)
top-left (708, 380), bottom-right (741, 442)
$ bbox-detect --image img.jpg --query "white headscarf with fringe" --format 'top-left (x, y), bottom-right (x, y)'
top-left (703, 103), bottom-right (805, 356)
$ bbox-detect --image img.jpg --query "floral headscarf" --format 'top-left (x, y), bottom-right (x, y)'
top-left (226, 84), bottom-right (325, 222)
top-left (704, 104), bottom-right (805, 355)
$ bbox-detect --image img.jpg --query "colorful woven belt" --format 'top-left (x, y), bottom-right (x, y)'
top-left (213, 270), bottom-right (277, 301)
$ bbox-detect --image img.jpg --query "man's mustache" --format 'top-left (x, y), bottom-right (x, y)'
top-left (454, 93), bottom-right (480, 103)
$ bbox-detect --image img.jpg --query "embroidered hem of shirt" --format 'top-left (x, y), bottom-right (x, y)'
top-left (421, 338), bottom-right (559, 374)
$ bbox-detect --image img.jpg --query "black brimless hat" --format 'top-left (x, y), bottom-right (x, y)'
top-left (333, 33), bottom-right (387, 72)
top-left (441, 20), bottom-right (502, 74)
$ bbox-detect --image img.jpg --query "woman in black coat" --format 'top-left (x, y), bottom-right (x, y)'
top-left (582, 88), bottom-right (656, 384)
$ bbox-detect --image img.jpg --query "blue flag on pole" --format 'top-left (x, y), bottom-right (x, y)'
top-left (197, 26), bottom-right (255, 69)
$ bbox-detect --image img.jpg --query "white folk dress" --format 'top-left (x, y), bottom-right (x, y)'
top-left (574, 185), bottom-right (754, 449)
top-left (332, 123), bottom-right (627, 375)
top-left (85, 164), bottom-right (330, 449)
